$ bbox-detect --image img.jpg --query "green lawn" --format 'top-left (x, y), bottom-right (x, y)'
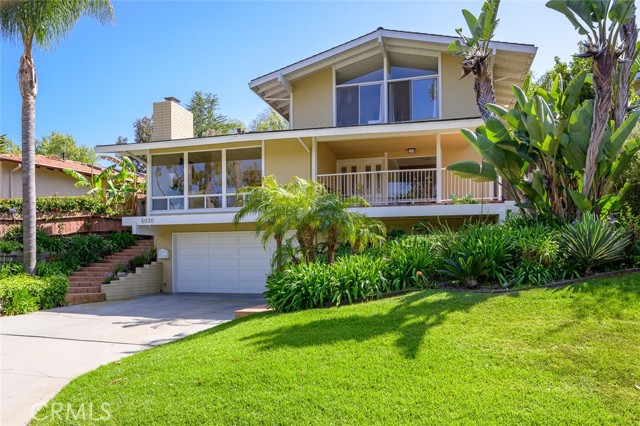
top-left (34, 275), bottom-right (640, 425)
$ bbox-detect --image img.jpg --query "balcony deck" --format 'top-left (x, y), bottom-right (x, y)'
top-left (316, 168), bottom-right (502, 205)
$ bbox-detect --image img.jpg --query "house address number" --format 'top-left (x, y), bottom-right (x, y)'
top-left (140, 217), bottom-right (155, 224)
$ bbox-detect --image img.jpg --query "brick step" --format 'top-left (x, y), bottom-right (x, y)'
top-left (65, 293), bottom-right (106, 304)
top-left (65, 239), bottom-right (154, 305)
top-left (68, 286), bottom-right (103, 294)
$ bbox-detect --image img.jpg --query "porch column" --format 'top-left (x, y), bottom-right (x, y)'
top-left (311, 137), bottom-right (317, 181)
top-left (436, 133), bottom-right (442, 203)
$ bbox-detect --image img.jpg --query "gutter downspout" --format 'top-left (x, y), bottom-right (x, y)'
top-left (9, 164), bottom-right (22, 198)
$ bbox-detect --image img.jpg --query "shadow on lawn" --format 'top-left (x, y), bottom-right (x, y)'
top-left (241, 290), bottom-right (501, 359)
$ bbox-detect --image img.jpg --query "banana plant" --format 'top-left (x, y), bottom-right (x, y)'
top-left (546, 0), bottom-right (637, 199)
top-left (448, 70), bottom-right (640, 221)
top-left (448, 0), bottom-right (501, 122)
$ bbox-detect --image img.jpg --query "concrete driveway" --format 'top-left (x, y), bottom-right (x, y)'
top-left (0, 293), bottom-right (265, 426)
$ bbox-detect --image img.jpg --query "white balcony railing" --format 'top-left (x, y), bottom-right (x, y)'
top-left (317, 168), bottom-right (500, 205)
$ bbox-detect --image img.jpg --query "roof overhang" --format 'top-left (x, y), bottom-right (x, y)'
top-left (249, 28), bottom-right (537, 119)
top-left (94, 117), bottom-right (484, 155)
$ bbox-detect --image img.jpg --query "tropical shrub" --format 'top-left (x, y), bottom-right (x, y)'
top-left (439, 224), bottom-right (514, 287)
top-left (384, 236), bottom-right (437, 290)
top-left (266, 263), bottom-right (332, 312)
top-left (329, 256), bottom-right (388, 306)
top-left (0, 196), bottom-right (107, 216)
top-left (0, 274), bottom-right (68, 315)
top-left (0, 239), bottom-right (21, 254)
top-left (559, 213), bottom-right (631, 272)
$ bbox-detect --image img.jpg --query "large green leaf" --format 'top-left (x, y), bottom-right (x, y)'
top-left (631, 41), bottom-right (640, 79)
top-left (569, 188), bottom-right (593, 213)
top-left (546, 1), bottom-right (592, 35)
top-left (446, 161), bottom-right (497, 182)
top-left (474, 0), bottom-right (500, 41)
top-left (484, 116), bottom-right (510, 141)
top-left (606, 109), bottom-right (640, 158)
top-left (561, 70), bottom-right (587, 117)
top-left (608, 0), bottom-right (636, 24)
top-left (462, 9), bottom-right (478, 34)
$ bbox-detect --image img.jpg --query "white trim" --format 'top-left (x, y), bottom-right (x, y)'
top-left (311, 137), bottom-right (317, 180)
top-left (436, 133), bottom-right (442, 203)
top-left (289, 93), bottom-right (294, 129)
top-left (261, 139), bottom-right (265, 179)
top-left (122, 202), bottom-right (515, 228)
top-left (278, 74), bottom-right (292, 93)
top-left (349, 202), bottom-right (515, 219)
top-left (221, 149), bottom-right (227, 209)
top-left (248, 29), bottom-right (537, 89)
top-left (146, 153), bottom-right (151, 216)
top-left (172, 233), bottom-right (177, 293)
top-left (382, 51), bottom-right (388, 124)
top-left (437, 51), bottom-right (443, 119)
top-left (95, 118), bottom-right (483, 153)
top-left (332, 65), bottom-right (337, 127)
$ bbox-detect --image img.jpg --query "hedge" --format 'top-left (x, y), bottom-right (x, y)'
top-left (0, 196), bottom-right (107, 216)
top-left (0, 274), bottom-right (68, 315)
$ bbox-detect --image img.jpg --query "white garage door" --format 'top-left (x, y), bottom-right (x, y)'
top-left (175, 232), bottom-right (274, 293)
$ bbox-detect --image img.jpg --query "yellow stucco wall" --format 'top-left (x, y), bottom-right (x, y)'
top-left (264, 138), bottom-right (310, 182)
top-left (440, 53), bottom-right (479, 120)
top-left (292, 68), bottom-right (334, 129)
top-left (317, 142), bottom-right (337, 175)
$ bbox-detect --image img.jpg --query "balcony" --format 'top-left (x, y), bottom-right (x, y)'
top-left (317, 168), bottom-right (501, 205)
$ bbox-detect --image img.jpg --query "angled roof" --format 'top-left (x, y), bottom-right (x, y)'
top-left (0, 154), bottom-right (106, 176)
top-left (249, 27), bottom-right (537, 120)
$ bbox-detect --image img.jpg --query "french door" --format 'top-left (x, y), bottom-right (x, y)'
top-left (336, 158), bottom-right (386, 204)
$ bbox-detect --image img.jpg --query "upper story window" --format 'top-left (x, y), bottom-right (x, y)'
top-left (335, 53), bottom-right (439, 127)
top-left (336, 56), bottom-right (384, 127)
top-left (151, 147), bottom-right (262, 212)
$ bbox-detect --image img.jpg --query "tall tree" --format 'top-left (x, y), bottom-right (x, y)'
top-left (187, 91), bottom-right (245, 136)
top-left (0, 0), bottom-right (114, 274)
top-left (36, 131), bottom-right (97, 164)
top-left (0, 134), bottom-right (21, 154)
top-left (133, 116), bottom-right (153, 143)
top-left (249, 108), bottom-right (288, 132)
top-left (547, 0), bottom-right (637, 199)
top-left (115, 135), bottom-right (128, 145)
top-left (448, 0), bottom-right (501, 122)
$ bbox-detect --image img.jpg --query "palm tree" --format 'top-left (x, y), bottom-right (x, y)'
top-left (316, 193), bottom-right (368, 264)
top-left (349, 214), bottom-right (386, 255)
top-left (233, 176), bottom-right (295, 272)
top-left (448, 0), bottom-right (501, 122)
top-left (0, 0), bottom-right (114, 273)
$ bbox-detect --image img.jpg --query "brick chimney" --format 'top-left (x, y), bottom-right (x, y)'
top-left (151, 97), bottom-right (194, 141)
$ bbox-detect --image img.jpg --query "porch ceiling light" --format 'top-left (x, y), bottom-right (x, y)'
top-left (407, 148), bottom-right (416, 154)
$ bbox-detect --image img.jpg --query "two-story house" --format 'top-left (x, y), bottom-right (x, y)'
top-left (95, 28), bottom-right (536, 295)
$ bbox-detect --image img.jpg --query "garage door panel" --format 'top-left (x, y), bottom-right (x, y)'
top-left (176, 232), bottom-right (272, 294)
top-left (180, 235), bottom-right (209, 245)
top-left (208, 247), bottom-right (239, 257)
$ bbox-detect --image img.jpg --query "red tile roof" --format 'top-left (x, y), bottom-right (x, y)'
top-left (0, 154), bottom-right (106, 176)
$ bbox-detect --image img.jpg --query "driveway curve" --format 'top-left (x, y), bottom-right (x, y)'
top-left (0, 293), bottom-right (264, 426)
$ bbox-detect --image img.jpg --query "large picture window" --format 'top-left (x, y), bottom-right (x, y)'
top-left (335, 53), bottom-right (439, 126)
top-left (151, 153), bottom-right (184, 211)
top-left (150, 147), bottom-right (262, 212)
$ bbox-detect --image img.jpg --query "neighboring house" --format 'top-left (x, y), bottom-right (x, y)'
top-left (96, 28), bottom-right (537, 295)
top-left (0, 154), bottom-right (104, 198)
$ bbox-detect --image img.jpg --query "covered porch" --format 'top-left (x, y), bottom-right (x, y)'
top-left (314, 132), bottom-right (502, 205)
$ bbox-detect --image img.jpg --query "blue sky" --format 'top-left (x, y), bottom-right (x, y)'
top-left (1, 1), bottom-right (588, 149)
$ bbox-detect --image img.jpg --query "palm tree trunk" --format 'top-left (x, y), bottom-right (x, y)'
top-left (326, 226), bottom-right (337, 264)
top-left (614, 16), bottom-right (637, 131)
top-left (18, 42), bottom-right (37, 274)
top-left (582, 48), bottom-right (616, 200)
top-left (474, 59), bottom-right (496, 122)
